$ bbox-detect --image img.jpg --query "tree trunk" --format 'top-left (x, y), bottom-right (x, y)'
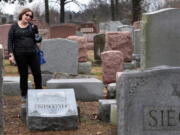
top-left (132, 0), bottom-right (142, 23)
top-left (111, 0), bottom-right (115, 21)
top-left (60, 0), bottom-right (65, 23)
top-left (115, 0), bottom-right (119, 20)
top-left (44, 0), bottom-right (49, 24)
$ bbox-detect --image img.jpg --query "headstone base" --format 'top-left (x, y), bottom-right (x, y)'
top-left (28, 116), bottom-right (79, 131)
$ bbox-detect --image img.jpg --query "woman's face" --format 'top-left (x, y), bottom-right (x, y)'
top-left (22, 11), bottom-right (33, 23)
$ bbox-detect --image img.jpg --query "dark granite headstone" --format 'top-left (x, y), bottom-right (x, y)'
top-left (94, 34), bottom-right (105, 64)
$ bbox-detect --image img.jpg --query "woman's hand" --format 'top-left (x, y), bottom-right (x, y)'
top-left (9, 53), bottom-right (16, 65)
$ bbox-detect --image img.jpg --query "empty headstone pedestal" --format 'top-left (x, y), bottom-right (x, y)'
top-left (27, 89), bottom-right (78, 131)
top-left (47, 78), bottom-right (103, 101)
top-left (117, 66), bottom-right (180, 135)
top-left (3, 76), bottom-right (32, 96)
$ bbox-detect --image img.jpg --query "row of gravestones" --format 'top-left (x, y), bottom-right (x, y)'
top-left (96, 8), bottom-right (180, 135)
top-left (116, 8), bottom-right (180, 135)
top-left (94, 24), bottom-right (141, 67)
top-left (2, 8), bottom-right (180, 134)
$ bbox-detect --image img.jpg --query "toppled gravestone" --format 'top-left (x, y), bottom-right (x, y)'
top-left (47, 78), bottom-right (103, 101)
top-left (27, 89), bottom-right (79, 131)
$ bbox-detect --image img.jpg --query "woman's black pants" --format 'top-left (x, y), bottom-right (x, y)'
top-left (14, 52), bottom-right (42, 97)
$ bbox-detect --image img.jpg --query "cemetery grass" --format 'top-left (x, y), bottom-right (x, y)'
top-left (3, 51), bottom-right (117, 135)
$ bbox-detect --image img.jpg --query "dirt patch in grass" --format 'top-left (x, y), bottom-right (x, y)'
top-left (3, 96), bottom-right (117, 135)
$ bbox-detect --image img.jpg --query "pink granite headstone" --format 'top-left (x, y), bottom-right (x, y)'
top-left (101, 50), bottom-right (124, 84)
top-left (105, 31), bottom-right (133, 62)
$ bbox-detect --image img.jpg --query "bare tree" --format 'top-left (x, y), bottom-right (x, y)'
top-left (44, 0), bottom-right (50, 24)
top-left (52, 0), bottom-right (80, 23)
top-left (115, 0), bottom-right (119, 20)
top-left (111, 0), bottom-right (115, 21)
top-left (132, 0), bottom-right (142, 23)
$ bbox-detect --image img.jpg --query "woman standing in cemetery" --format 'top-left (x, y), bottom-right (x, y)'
top-left (8, 8), bottom-right (42, 101)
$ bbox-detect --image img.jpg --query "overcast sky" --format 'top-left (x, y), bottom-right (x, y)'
top-left (1, 0), bottom-right (91, 14)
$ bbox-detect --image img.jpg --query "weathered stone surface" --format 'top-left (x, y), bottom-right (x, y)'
top-left (105, 31), bottom-right (133, 62)
top-left (98, 99), bottom-right (116, 122)
top-left (67, 36), bottom-right (88, 62)
top-left (117, 66), bottom-right (180, 135)
top-left (101, 50), bottom-right (124, 84)
top-left (110, 104), bottom-right (117, 125)
top-left (47, 78), bottom-right (103, 101)
top-left (94, 34), bottom-right (105, 64)
top-left (41, 38), bottom-right (79, 74)
top-left (78, 62), bottom-right (91, 74)
top-left (107, 83), bottom-right (116, 99)
top-left (3, 76), bottom-right (32, 96)
top-left (141, 8), bottom-right (180, 68)
top-left (0, 45), bottom-right (3, 135)
top-left (27, 89), bottom-right (79, 131)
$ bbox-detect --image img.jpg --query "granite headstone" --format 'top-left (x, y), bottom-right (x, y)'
top-left (141, 8), bottom-right (180, 68)
top-left (117, 66), bottom-right (180, 135)
top-left (41, 38), bottom-right (79, 75)
top-left (94, 34), bottom-right (105, 64)
top-left (27, 89), bottom-right (78, 131)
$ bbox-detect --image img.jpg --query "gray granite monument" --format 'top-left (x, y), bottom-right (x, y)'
top-left (141, 8), bottom-right (180, 68)
top-left (41, 38), bottom-right (79, 75)
top-left (117, 66), bottom-right (180, 135)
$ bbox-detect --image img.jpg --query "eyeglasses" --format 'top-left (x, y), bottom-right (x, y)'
top-left (25, 13), bottom-right (32, 19)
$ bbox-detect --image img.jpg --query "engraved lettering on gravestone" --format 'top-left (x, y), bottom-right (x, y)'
top-left (143, 106), bottom-right (180, 130)
top-left (29, 91), bottom-right (77, 117)
top-left (80, 28), bottom-right (94, 33)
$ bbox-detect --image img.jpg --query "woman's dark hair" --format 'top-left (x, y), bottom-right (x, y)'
top-left (18, 8), bottom-right (33, 20)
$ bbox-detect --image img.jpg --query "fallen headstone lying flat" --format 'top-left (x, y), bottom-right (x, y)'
top-left (47, 78), bottom-right (103, 101)
top-left (3, 76), bottom-right (32, 96)
top-left (27, 89), bottom-right (78, 131)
